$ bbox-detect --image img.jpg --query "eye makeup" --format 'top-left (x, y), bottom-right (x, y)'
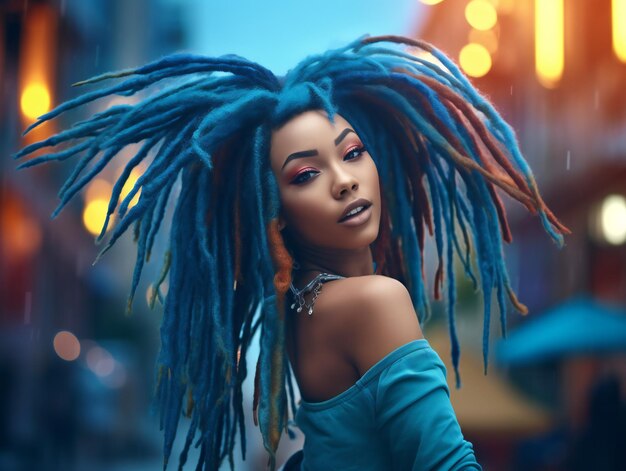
top-left (288, 144), bottom-right (367, 185)
top-left (290, 167), bottom-right (319, 184)
top-left (343, 144), bottom-right (366, 160)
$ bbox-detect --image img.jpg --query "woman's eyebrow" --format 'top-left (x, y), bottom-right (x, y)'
top-left (334, 128), bottom-right (355, 146)
top-left (281, 150), bottom-right (318, 170)
top-left (281, 128), bottom-right (356, 170)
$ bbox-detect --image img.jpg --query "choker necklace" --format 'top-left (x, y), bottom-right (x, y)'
top-left (289, 272), bottom-right (345, 315)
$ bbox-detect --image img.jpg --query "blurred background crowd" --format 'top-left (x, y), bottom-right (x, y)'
top-left (1, 0), bottom-right (625, 470)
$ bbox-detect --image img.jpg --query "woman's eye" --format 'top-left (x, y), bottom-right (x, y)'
top-left (291, 170), bottom-right (318, 185)
top-left (290, 147), bottom-right (365, 185)
top-left (344, 146), bottom-right (366, 161)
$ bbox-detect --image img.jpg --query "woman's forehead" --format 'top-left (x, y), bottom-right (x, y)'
top-left (270, 111), bottom-right (353, 158)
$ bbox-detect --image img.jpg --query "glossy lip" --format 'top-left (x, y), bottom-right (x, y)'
top-left (338, 198), bottom-right (372, 223)
top-left (338, 204), bottom-right (372, 227)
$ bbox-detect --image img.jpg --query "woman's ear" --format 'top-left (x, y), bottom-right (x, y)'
top-left (278, 215), bottom-right (287, 231)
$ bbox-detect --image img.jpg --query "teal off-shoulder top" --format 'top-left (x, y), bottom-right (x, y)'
top-left (293, 339), bottom-right (482, 470)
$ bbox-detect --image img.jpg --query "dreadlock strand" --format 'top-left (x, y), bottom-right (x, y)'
top-left (495, 271), bottom-right (508, 339)
top-left (126, 193), bottom-right (159, 314)
top-left (372, 193), bottom-right (392, 276)
top-left (390, 114), bottom-right (430, 258)
top-left (267, 219), bottom-right (293, 304)
top-left (443, 104), bottom-right (513, 243)
top-left (149, 250), bottom-right (171, 309)
top-left (145, 175), bottom-right (176, 261)
top-left (422, 157), bottom-right (446, 302)
top-left (233, 163), bottom-right (243, 286)
top-left (444, 188), bottom-right (461, 388)
top-left (243, 125), bottom-right (286, 471)
top-left (423, 76), bottom-right (532, 193)
top-left (97, 137), bottom-right (160, 241)
top-left (15, 140), bottom-right (92, 169)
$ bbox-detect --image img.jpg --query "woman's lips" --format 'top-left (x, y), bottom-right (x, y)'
top-left (338, 204), bottom-right (372, 226)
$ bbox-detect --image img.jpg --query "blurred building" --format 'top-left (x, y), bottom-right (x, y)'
top-left (2, 0), bottom-right (625, 469)
top-left (416, 1), bottom-right (626, 469)
top-left (1, 0), bottom-right (185, 469)
top-left (417, 0), bottom-right (626, 308)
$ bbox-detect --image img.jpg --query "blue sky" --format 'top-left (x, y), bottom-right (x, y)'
top-left (179, 0), bottom-right (425, 75)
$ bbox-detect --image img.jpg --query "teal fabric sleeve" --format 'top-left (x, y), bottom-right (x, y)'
top-left (376, 345), bottom-right (482, 470)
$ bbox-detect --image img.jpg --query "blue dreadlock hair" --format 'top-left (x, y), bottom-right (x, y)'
top-left (15, 35), bottom-right (568, 470)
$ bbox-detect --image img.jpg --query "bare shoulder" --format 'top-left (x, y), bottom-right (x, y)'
top-left (319, 275), bottom-right (424, 376)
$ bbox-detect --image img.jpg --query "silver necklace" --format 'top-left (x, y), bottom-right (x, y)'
top-left (289, 272), bottom-right (345, 315)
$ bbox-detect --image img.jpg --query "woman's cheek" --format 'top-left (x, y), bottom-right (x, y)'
top-left (288, 198), bottom-right (326, 230)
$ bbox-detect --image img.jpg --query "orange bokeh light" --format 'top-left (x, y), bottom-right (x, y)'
top-left (53, 331), bottom-right (81, 361)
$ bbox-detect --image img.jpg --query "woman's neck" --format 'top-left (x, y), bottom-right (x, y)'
top-left (291, 244), bottom-right (375, 281)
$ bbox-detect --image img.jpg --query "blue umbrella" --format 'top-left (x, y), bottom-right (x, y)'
top-left (496, 297), bottom-right (626, 365)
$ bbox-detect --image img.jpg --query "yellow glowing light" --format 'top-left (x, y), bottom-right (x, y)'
top-left (613, 0), bottom-right (626, 62)
top-left (601, 194), bottom-right (626, 245)
top-left (420, 0), bottom-right (444, 5)
top-left (459, 43), bottom-right (492, 78)
top-left (18, 4), bottom-right (57, 132)
top-left (535, 0), bottom-right (564, 88)
top-left (465, 0), bottom-right (498, 31)
top-left (53, 331), bottom-right (81, 361)
top-left (468, 28), bottom-right (499, 54)
top-left (85, 178), bottom-right (112, 202)
top-left (120, 169), bottom-right (141, 210)
top-left (83, 198), bottom-right (109, 236)
top-left (20, 83), bottom-right (51, 121)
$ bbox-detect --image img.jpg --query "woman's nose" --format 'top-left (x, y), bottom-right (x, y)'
top-left (332, 166), bottom-right (359, 198)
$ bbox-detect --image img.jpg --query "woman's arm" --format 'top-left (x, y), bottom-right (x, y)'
top-left (339, 275), bottom-right (481, 471)
top-left (375, 344), bottom-right (481, 470)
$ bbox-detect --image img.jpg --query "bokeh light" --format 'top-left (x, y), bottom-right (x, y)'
top-left (465, 0), bottom-right (498, 31)
top-left (18, 3), bottom-right (56, 132)
top-left (600, 194), bottom-right (626, 245)
top-left (535, 0), bottom-right (564, 87)
top-left (420, 0), bottom-right (444, 5)
top-left (53, 331), bottom-right (81, 361)
top-left (613, 0), bottom-right (626, 62)
top-left (86, 345), bottom-right (116, 377)
top-left (20, 82), bottom-right (51, 120)
top-left (459, 43), bottom-right (492, 77)
top-left (2, 196), bottom-right (42, 259)
top-left (82, 199), bottom-right (109, 236)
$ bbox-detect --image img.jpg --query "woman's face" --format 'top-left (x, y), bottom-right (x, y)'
top-left (269, 110), bottom-right (381, 251)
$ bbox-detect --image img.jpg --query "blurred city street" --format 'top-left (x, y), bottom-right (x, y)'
top-left (1, 0), bottom-right (625, 470)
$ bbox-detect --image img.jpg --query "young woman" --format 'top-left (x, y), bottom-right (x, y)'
top-left (16, 35), bottom-right (568, 470)
top-left (272, 110), bottom-right (480, 470)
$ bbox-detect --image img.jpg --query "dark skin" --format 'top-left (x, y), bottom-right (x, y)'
top-left (270, 110), bottom-right (423, 402)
